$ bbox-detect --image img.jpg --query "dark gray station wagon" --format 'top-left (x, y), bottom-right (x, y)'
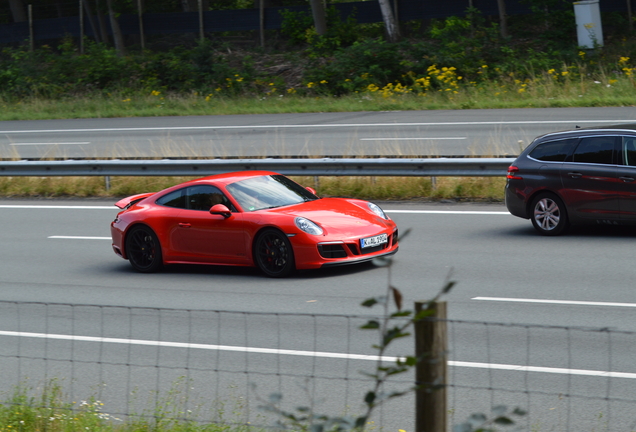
top-left (505, 124), bottom-right (636, 235)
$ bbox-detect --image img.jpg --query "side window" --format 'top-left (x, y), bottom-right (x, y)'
top-left (623, 136), bottom-right (636, 166)
top-left (186, 185), bottom-right (235, 211)
top-left (156, 189), bottom-right (186, 208)
top-left (528, 138), bottom-right (577, 162)
top-left (572, 136), bottom-right (617, 165)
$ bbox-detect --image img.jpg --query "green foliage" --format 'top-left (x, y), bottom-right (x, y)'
top-left (0, 39), bottom-right (255, 98)
top-left (2, 5), bottom-right (636, 105)
top-left (0, 39), bottom-right (137, 97)
top-left (279, 6), bottom-right (361, 56)
top-left (304, 38), bottom-right (414, 95)
top-left (279, 8), bottom-right (315, 45)
top-left (0, 378), bottom-right (243, 432)
top-left (426, 8), bottom-right (503, 71)
top-left (518, 0), bottom-right (576, 49)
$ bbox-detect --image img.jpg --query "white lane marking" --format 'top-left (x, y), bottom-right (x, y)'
top-left (0, 205), bottom-right (114, 209)
top-left (0, 330), bottom-right (396, 362)
top-left (449, 361), bottom-right (636, 379)
top-left (1, 329), bottom-right (633, 379)
top-left (48, 236), bottom-right (110, 240)
top-left (10, 142), bottom-right (91, 146)
top-left (0, 120), bottom-right (632, 134)
top-left (360, 137), bottom-right (467, 141)
top-left (386, 210), bottom-right (509, 215)
top-left (473, 296), bottom-right (636, 308)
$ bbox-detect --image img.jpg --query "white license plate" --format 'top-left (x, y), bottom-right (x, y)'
top-left (360, 233), bottom-right (388, 249)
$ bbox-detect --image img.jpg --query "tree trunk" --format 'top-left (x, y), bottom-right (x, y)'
top-left (497, 0), bottom-right (508, 38)
top-left (82, 0), bottom-right (102, 43)
top-left (9, 0), bottom-right (27, 22)
top-left (181, 0), bottom-right (196, 12)
top-left (106, 0), bottom-right (126, 56)
top-left (309, 0), bottom-right (327, 36)
top-left (378, 0), bottom-right (400, 43)
top-left (95, 0), bottom-right (110, 44)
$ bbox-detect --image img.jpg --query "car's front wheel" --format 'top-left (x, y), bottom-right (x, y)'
top-left (254, 228), bottom-right (295, 277)
top-left (126, 225), bottom-right (163, 272)
top-left (530, 193), bottom-right (569, 236)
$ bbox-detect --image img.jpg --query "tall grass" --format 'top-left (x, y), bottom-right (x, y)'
top-left (0, 75), bottom-right (635, 121)
top-left (0, 380), bottom-right (254, 432)
top-left (0, 176), bottom-right (507, 202)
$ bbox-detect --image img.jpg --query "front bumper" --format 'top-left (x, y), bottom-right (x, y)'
top-left (290, 227), bottom-right (399, 270)
top-left (320, 247), bottom-right (398, 268)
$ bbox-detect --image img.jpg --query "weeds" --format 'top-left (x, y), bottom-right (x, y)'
top-left (0, 379), bottom-right (252, 432)
top-left (0, 175), bottom-right (506, 201)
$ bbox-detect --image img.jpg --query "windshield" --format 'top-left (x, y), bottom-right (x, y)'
top-left (226, 175), bottom-right (318, 211)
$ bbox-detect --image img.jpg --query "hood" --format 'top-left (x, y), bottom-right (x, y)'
top-left (268, 198), bottom-right (391, 236)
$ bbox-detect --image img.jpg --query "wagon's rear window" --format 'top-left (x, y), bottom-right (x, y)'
top-left (528, 138), bottom-right (577, 162)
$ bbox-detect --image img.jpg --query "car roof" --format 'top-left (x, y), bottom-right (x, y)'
top-left (580, 123), bottom-right (636, 131)
top-left (533, 123), bottom-right (636, 141)
top-left (181, 170), bottom-right (279, 187)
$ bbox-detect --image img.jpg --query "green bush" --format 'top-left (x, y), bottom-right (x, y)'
top-left (304, 38), bottom-right (414, 94)
top-left (280, 5), bottom-right (363, 57)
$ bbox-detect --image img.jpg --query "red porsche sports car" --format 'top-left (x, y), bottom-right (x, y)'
top-left (111, 171), bottom-right (399, 277)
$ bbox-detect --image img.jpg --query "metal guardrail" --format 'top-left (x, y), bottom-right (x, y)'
top-left (0, 158), bottom-right (516, 177)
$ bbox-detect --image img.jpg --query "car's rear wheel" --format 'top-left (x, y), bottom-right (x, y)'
top-left (126, 225), bottom-right (163, 273)
top-left (530, 193), bottom-right (569, 236)
top-left (254, 228), bottom-right (295, 277)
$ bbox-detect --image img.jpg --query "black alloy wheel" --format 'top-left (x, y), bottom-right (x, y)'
top-left (254, 228), bottom-right (295, 277)
top-left (126, 225), bottom-right (163, 273)
top-left (530, 193), bottom-right (569, 236)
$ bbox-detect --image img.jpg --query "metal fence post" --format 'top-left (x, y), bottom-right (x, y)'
top-left (79, 0), bottom-right (84, 54)
top-left (28, 4), bottom-right (34, 51)
top-left (137, 0), bottom-right (145, 50)
top-left (414, 301), bottom-right (447, 432)
top-left (198, 0), bottom-right (204, 42)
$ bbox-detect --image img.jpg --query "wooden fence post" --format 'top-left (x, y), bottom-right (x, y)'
top-left (414, 301), bottom-right (447, 432)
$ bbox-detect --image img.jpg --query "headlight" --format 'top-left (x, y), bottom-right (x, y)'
top-left (367, 202), bottom-right (388, 220)
top-left (295, 217), bottom-right (323, 235)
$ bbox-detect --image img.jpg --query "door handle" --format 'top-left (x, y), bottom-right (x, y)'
top-left (568, 172), bottom-right (583, 178)
top-left (178, 223), bottom-right (191, 228)
top-left (620, 176), bottom-right (635, 183)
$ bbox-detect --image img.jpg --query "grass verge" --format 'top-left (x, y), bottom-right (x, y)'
top-left (0, 380), bottom-right (251, 432)
top-left (1, 81), bottom-right (635, 122)
top-left (0, 175), bottom-right (507, 202)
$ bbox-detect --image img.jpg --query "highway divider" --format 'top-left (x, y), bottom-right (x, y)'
top-left (0, 157), bottom-right (516, 177)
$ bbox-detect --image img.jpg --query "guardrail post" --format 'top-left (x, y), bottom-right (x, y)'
top-left (414, 301), bottom-right (447, 432)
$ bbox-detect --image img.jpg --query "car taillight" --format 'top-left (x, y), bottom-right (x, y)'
top-left (507, 165), bottom-right (522, 180)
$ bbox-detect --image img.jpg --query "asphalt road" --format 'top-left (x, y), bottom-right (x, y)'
top-left (2, 106), bottom-right (636, 159)
top-left (2, 199), bottom-right (636, 430)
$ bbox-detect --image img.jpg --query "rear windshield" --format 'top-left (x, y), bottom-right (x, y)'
top-left (528, 138), bottom-right (578, 162)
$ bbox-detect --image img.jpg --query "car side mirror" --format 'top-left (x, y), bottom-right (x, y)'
top-left (306, 186), bottom-right (317, 195)
top-left (210, 204), bottom-right (231, 218)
